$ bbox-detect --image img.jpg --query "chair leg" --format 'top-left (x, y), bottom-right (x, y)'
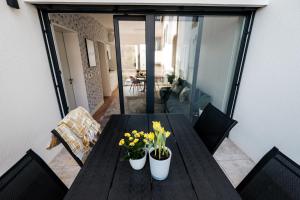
top-left (132, 84), bottom-right (135, 94)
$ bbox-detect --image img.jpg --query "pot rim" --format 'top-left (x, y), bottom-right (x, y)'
top-left (148, 147), bottom-right (172, 160)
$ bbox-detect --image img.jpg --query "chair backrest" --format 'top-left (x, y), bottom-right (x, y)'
top-left (193, 103), bottom-right (237, 154)
top-left (48, 106), bottom-right (101, 167)
top-left (237, 147), bottom-right (300, 200)
top-left (51, 129), bottom-right (84, 167)
top-left (0, 149), bottom-right (68, 200)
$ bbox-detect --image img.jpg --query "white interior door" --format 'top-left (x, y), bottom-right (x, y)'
top-left (54, 30), bottom-right (77, 110)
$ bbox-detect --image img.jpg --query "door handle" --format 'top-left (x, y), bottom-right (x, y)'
top-left (69, 78), bottom-right (73, 85)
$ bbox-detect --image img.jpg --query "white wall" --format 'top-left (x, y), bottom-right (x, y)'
top-left (197, 16), bottom-right (243, 112)
top-left (230, 0), bottom-right (300, 164)
top-left (98, 42), bottom-right (112, 96)
top-left (0, 1), bottom-right (62, 175)
top-left (64, 32), bottom-right (90, 111)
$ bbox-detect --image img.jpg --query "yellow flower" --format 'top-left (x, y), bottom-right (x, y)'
top-left (152, 121), bottom-right (161, 131)
top-left (132, 130), bottom-right (138, 134)
top-left (118, 139), bottom-right (125, 146)
top-left (135, 133), bottom-right (140, 138)
top-left (129, 137), bottom-right (133, 141)
top-left (140, 131), bottom-right (144, 135)
top-left (129, 142), bottom-right (135, 146)
top-left (124, 133), bottom-right (131, 137)
top-left (143, 139), bottom-right (148, 144)
top-left (148, 132), bottom-right (155, 141)
top-left (165, 131), bottom-right (171, 138)
top-left (133, 138), bottom-right (139, 143)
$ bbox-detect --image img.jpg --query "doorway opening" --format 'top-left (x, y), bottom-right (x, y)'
top-left (38, 6), bottom-right (255, 123)
top-left (52, 24), bottom-right (89, 112)
top-left (49, 13), bottom-right (121, 127)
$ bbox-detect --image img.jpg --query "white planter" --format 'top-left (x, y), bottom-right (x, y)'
top-left (149, 147), bottom-right (172, 181)
top-left (129, 150), bottom-right (147, 170)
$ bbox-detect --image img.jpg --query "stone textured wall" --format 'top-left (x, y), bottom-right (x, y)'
top-left (50, 13), bottom-right (109, 111)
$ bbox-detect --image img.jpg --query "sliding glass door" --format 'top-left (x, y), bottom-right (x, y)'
top-left (153, 16), bottom-right (202, 117)
top-left (153, 15), bottom-right (245, 120)
top-left (114, 16), bottom-right (148, 114)
top-left (114, 14), bottom-right (247, 119)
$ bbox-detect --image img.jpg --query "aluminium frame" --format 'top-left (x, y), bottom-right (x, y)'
top-left (36, 4), bottom-right (256, 118)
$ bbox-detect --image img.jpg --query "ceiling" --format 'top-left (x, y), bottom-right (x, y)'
top-left (88, 14), bottom-right (163, 44)
top-left (88, 14), bottom-right (114, 30)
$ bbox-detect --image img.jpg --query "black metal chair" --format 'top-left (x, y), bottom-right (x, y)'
top-left (193, 103), bottom-right (238, 154)
top-left (237, 147), bottom-right (300, 200)
top-left (0, 149), bottom-right (68, 200)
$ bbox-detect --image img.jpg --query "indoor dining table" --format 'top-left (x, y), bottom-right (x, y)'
top-left (64, 114), bottom-right (241, 200)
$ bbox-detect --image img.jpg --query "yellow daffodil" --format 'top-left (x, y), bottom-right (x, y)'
top-left (152, 121), bottom-right (161, 131)
top-left (118, 139), bottom-right (125, 146)
top-left (129, 142), bottom-right (135, 146)
top-left (124, 132), bottom-right (131, 137)
top-left (165, 131), bottom-right (171, 138)
top-left (135, 133), bottom-right (140, 138)
top-left (132, 130), bottom-right (138, 134)
top-left (129, 137), bottom-right (133, 141)
top-left (148, 132), bottom-right (155, 141)
top-left (143, 139), bottom-right (148, 144)
top-left (133, 138), bottom-right (139, 143)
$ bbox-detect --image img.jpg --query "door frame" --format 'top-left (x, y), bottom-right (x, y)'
top-left (37, 5), bottom-right (256, 118)
top-left (52, 24), bottom-right (78, 110)
top-left (113, 15), bottom-right (155, 114)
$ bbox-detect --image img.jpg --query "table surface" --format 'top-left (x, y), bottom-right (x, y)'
top-left (64, 114), bottom-right (241, 200)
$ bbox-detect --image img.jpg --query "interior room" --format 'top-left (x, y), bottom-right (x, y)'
top-left (50, 13), bottom-right (120, 126)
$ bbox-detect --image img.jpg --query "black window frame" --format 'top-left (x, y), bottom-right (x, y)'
top-left (36, 4), bottom-right (256, 119)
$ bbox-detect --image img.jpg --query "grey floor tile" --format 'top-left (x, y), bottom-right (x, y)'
top-left (217, 159), bottom-right (255, 188)
top-left (214, 138), bottom-right (251, 161)
top-left (49, 148), bottom-right (80, 188)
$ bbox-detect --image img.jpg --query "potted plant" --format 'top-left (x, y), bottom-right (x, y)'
top-left (147, 121), bottom-right (172, 180)
top-left (167, 73), bottom-right (175, 84)
top-left (118, 130), bottom-right (148, 170)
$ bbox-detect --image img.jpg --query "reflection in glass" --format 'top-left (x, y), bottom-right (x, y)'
top-left (119, 21), bottom-right (147, 114)
top-left (154, 16), bottom-right (245, 121)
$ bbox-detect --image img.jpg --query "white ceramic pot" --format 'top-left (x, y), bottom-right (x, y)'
top-left (149, 147), bottom-right (172, 180)
top-left (129, 150), bottom-right (147, 170)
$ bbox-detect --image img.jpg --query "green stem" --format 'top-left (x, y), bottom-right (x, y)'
top-left (159, 145), bottom-right (161, 160)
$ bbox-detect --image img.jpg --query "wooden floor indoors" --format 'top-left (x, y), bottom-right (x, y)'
top-left (93, 88), bottom-right (119, 122)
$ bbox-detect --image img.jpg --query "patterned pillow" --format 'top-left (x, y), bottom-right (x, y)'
top-left (179, 87), bottom-right (191, 102)
top-left (55, 123), bottom-right (90, 162)
top-left (171, 81), bottom-right (184, 95)
top-left (58, 106), bottom-right (101, 146)
top-left (47, 107), bottom-right (101, 150)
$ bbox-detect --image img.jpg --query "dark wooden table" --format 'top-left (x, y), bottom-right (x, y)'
top-left (64, 114), bottom-right (241, 200)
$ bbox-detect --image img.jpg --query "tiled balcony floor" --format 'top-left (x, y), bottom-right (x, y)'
top-left (49, 138), bottom-right (255, 188)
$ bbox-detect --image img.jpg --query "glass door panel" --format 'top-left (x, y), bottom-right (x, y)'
top-left (154, 15), bottom-right (245, 120)
top-left (115, 18), bottom-right (147, 114)
top-left (193, 16), bottom-right (245, 115)
top-left (154, 16), bottom-right (202, 117)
